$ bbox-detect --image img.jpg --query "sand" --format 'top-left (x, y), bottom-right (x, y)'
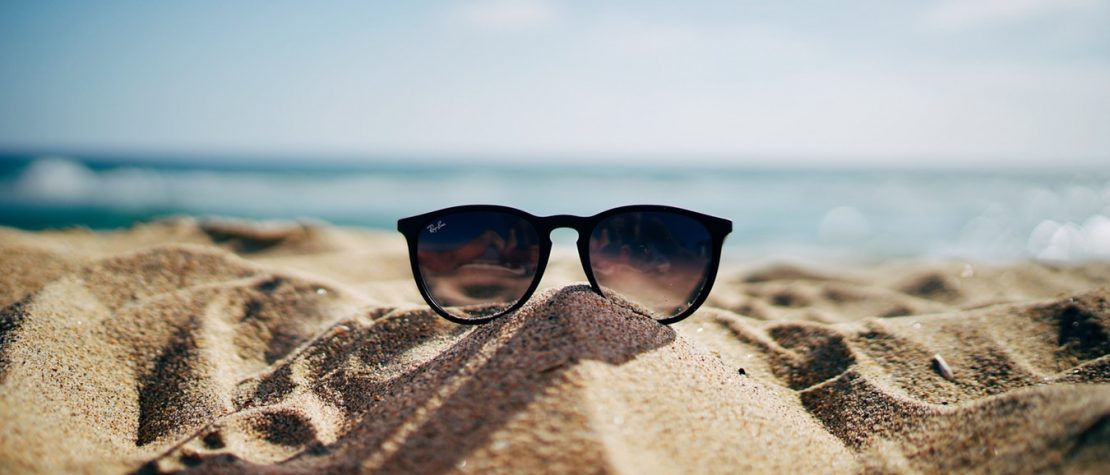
top-left (0, 217), bottom-right (1107, 474)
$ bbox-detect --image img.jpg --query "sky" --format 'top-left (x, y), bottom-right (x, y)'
top-left (1, 0), bottom-right (1109, 167)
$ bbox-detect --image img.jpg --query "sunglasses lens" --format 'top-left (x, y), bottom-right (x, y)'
top-left (415, 211), bottom-right (541, 320)
top-left (588, 211), bottom-right (714, 320)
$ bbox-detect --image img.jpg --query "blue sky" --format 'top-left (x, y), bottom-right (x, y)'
top-left (1, 0), bottom-right (1108, 166)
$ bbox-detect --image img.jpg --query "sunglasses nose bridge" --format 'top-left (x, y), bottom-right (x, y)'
top-left (539, 215), bottom-right (593, 242)
top-left (538, 215), bottom-right (605, 298)
top-left (542, 214), bottom-right (583, 230)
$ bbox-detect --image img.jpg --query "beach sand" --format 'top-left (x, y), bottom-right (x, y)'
top-left (1, 218), bottom-right (1107, 474)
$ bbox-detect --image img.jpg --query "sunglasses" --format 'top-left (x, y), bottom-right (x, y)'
top-left (397, 205), bottom-right (732, 325)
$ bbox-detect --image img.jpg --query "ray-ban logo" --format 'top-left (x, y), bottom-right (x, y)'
top-left (427, 220), bottom-right (446, 234)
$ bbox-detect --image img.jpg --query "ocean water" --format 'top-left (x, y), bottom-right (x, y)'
top-left (1, 154), bottom-right (1108, 263)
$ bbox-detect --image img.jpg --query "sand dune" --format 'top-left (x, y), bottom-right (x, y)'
top-left (0, 219), bottom-right (1107, 474)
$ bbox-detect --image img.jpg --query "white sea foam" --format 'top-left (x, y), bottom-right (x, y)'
top-left (818, 206), bottom-right (870, 242)
top-left (12, 157), bottom-right (99, 202)
top-left (1028, 215), bottom-right (1110, 261)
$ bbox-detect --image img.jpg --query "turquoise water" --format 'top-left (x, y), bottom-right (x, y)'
top-left (1, 154), bottom-right (1108, 262)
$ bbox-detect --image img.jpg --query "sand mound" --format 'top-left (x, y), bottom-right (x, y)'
top-left (139, 286), bottom-right (853, 474)
top-left (0, 220), bottom-right (1107, 474)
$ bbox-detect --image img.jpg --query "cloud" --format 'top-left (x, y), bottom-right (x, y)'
top-left (924, 0), bottom-right (1105, 30)
top-left (585, 17), bottom-right (819, 63)
top-left (445, 0), bottom-right (561, 33)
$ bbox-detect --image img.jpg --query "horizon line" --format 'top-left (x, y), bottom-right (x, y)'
top-left (1, 146), bottom-right (1108, 175)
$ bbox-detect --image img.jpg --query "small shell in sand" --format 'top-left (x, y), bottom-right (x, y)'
top-left (932, 354), bottom-right (955, 381)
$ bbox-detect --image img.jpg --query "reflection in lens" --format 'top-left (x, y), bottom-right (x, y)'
top-left (416, 211), bottom-right (541, 320)
top-left (589, 212), bottom-right (713, 319)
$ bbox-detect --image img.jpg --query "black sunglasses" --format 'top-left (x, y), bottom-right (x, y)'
top-left (397, 205), bottom-right (732, 325)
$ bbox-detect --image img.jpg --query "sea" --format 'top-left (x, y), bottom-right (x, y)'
top-left (1, 154), bottom-right (1108, 264)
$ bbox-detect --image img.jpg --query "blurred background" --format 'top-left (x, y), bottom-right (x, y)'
top-left (1, 1), bottom-right (1108, 262)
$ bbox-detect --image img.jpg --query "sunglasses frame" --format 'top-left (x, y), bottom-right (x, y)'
top-left (398, 204), bottom-right (732, 325)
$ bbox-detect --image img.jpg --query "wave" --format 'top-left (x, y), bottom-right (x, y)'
top-left (1, 156), bottom-right (1108, 262)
